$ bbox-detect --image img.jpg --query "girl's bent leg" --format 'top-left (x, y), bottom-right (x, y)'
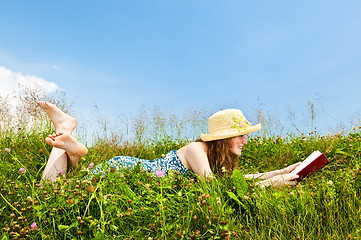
top-left (38, 101), bottom-right (87, 181)
top-left (42, 147), bottom-right (68, 181)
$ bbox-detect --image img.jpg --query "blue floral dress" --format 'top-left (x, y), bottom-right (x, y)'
top-left (87, 150), bottom-right (194, 178)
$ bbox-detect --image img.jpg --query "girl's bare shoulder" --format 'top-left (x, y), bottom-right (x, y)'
top-left (177, 141), bottom-right (206, 156)
top-left (184, 142), bottom-right (206, 151)
top-left (177, 142), bottom-right (207, 169)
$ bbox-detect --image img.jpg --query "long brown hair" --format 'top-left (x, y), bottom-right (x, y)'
top-left (196, 138), bottom-right (239, 175)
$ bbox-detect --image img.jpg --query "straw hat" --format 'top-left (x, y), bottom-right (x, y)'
top-left (201, 109), bottom-right (261, 142)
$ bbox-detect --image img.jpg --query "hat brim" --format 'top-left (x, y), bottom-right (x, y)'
top-left (200, 123), bottom-right (261, 142)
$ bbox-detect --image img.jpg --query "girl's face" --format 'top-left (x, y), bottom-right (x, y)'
top-left (229, 135), bottom-right (248, 156)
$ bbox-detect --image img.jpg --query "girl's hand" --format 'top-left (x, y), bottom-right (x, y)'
top-left (280, 162), bottom-right (302, 174)
top-left (257, 173), bottom-right (299, 187)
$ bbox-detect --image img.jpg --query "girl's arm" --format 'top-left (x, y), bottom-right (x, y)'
top-left (243, 162), bottom-right (301, 180)
top-left (255, 173), bottom-right (300, 187)
top-left (243, 169), bottom-right (282, 180)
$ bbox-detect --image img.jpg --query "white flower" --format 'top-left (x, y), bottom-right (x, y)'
top-left (221, 167), bottom-right (226, 173)
top-left (178, 191), bottom-right (182, 196)
top-left (327, 180), bottom-right (333, 186)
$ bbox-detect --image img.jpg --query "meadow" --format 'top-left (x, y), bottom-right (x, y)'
top-left (0, 91), bottom-right (360, 239)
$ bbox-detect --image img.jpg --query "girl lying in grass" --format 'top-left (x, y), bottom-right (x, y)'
top-left (38, 101), bottom-right (300, 187)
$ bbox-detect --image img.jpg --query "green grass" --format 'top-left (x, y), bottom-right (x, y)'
top-left (1, 124), bottom-right (361, 239)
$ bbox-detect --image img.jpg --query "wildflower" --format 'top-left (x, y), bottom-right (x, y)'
top-left (58, 169), bottom-right (65, 176)
top-left (88, 186), bottom-right (95, 192)
top-left (178, 191), bottom-right (182, 196)
top-left (161, 154), bottom-right (165, 158)
top-left (30, 222), bottom-right (38, 231)
top-left (19, 167), bottom-right (26, 174)
top-left (327, 180), bottom-right (333, 186)
top-left (19, 228), bottom-right (27, 237)
top-left (51, 178), bottom-right (57, 183)
top-left (156, 170), bottom-right (165, 177)
top-left (4, 148), bottom-right (11, 153)
top-left (88, 162), bottom-right (94, 169)
top-left (221, 167), bottom-right (227, 173)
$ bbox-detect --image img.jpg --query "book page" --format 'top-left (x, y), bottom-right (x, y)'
top-left (292, 150), bottom-right (322, 175)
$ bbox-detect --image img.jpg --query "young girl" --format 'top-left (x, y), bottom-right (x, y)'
top-left (38, 101), bottom-right (300, 187)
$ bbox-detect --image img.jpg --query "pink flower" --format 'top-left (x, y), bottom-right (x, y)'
top-left (19, 167), bottom-right (26, 174)
top-left (239, 121), bottom-right (246, 128)
top-left (51, 178), bottom-right (57, 182)
top-left (30, 222), bottom-right (38, 231)
top-left (88, 162), bottom-right (94, 169)
top-left (156, 170), bottom-right (165, 177)
top-left (58, 169), bottom-right (65, 176)
top-left (4, 148), bottom-right (10, 154)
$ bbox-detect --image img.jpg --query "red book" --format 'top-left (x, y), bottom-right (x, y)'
top-left (292, 151), bottom-right (329, 179)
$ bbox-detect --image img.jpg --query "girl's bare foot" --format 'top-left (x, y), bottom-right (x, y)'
top-left (38, 101), bottom-right (77, 134)
top-left (45, 132), bottom-right (88, 157)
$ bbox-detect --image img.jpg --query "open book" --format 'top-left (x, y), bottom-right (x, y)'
top-left (292, 150), bottom-right (329, 179)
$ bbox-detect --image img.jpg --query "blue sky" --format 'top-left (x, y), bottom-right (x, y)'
top-left (1, 1), bottom-right (361, 136)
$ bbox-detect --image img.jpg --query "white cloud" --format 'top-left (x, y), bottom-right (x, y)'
top-left (0, 65), bottom-right (60, 98)
top-left (52, 65), bottom-right (59, 70)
